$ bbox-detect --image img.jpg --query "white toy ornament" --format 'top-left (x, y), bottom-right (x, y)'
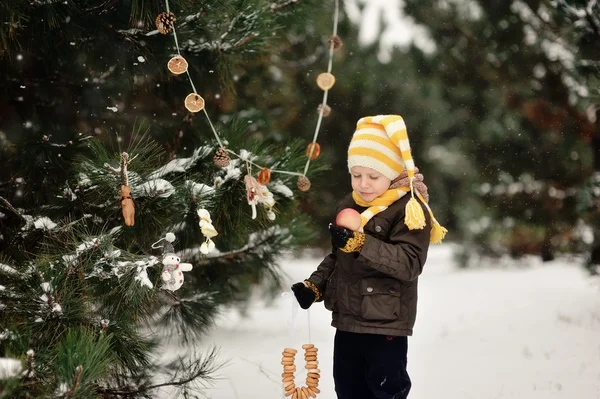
top-left (161, 254), bottom-right (193, 291)
top-left (197, 208), bottom-right (218, 254)
top-left (244, 175), bottom-right (276, 220)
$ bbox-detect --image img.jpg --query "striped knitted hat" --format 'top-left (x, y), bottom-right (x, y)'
top-left (347, 115), bottom-right (414, 181)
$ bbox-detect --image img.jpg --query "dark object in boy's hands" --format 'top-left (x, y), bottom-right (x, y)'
top-left (329, 223), bottom-right (354, 251)
top-left (291, 282), bottom-right (316, 309)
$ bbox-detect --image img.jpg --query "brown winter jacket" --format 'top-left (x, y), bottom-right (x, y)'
top-left (307, 193), bottom-right (431, 336)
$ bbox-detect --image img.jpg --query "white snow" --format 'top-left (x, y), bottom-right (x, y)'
top-left (0, 358), bottom-right (23, 379)
top-left (270, 180), bottom-right (294, 198)
top-left (157, 244), bottom-right (600, 399)
top-left (133, 179), bottom-right (176, 198)
top-left (33, 217), bottom-right (57, 230)
top-left (0, 263), bottom-right (17, 275)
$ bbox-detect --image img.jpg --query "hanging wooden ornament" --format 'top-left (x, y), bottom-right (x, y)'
top-left (281, 344), bottom-right (320, 398)
top-left (155, 12), bottom-right (176, 34)
top-left (305, 143), bottom-right (320, 160)
top-left (119, 152), bottom-right (134, 226)
top-left (121, 185), bottom-right (135, 226)
top-left (317, 103), bottom-right (331, 117)
top-left (257, 168), bottom-right (271, 185)
top-left (167, 56), bottom-right (188, 75)
top-left (213, 147), bottom-right (230, 167)
top-left (316, 72), bottom-right (335, 91)
top-left (297, 175), bottom-right (311, 192)
top-left (184, 93), bottom-right (205, 113)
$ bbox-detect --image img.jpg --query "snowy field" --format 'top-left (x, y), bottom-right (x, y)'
top-left (159, 244), bottom-right (600, 399)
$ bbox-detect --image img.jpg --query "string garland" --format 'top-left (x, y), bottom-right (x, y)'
top-left (156, 0), bottom-right (341, 195)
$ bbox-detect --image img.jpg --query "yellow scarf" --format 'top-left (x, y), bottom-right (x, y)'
top-left (352, 186), bottom-right (447, 244)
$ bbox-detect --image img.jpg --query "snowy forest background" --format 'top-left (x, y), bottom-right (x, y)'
top-left (0, 0), bottom-right (599, 397)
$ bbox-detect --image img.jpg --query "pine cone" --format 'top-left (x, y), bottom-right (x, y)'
top-left (155, 12), bottom-right (176, 34)
top-left (213, 147), bottom-right (230, 167)
top-left (297, 175), bottom-right (311, 192)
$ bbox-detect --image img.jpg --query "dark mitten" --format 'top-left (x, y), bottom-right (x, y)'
top-left (329, 223), bottom-right (354, 251)
top-left (291, 281), bottom-right (317, 309)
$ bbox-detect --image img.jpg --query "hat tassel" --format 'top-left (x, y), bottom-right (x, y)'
top-left (404, 178), bottom-right (427, 230)
top-left (419, 194), bottom-right (448, 244)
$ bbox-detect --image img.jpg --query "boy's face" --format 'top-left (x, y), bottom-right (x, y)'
top-left (350, 166), bottom-right (392, 203)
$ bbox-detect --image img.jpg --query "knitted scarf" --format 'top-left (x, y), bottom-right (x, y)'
top-left (352, 169), bottom-right (447, 243)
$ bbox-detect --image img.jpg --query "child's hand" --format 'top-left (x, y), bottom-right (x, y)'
top-left (291, 281), bottom-right (317, 309)
top-left (329, 224), bottom-right (354, 250)
top-left (329, 224), bottom-right (365, 253)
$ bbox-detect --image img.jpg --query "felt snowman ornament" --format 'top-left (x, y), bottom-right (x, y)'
top-left (161, 254), bottom-right (193, 291)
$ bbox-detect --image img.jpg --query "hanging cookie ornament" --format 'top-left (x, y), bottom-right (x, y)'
top-left (257, 168), bottom-right (271, 185)
top-left (167, 56), bottom-right (188, 75)
top-left (281, 344), bottom-right (321, 398)
top-left (120, 152), bottom-right (135, 226)
top-left (305, 143), bottom-right (320, 160)
top-left (316, 72), bottom-right (335, 91)
top-left (197, 209), bottom-right (218, 254)
top-left (213, 147), bottom-right (231, 167)
top-left (297, 175), bottom-right (311, 192)
top-left (185, 93), bottom-right (205, 113)
top-left (155, 12), bottom-right (176, 34)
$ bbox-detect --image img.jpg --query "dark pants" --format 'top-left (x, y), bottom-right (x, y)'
top-left (333, 330), bottom-right (411, 399)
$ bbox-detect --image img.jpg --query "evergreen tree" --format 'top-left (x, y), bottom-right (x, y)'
top-left (0, 0), bottom-right (332, 396)
top-left (400, 0), bottom-right (600, 268)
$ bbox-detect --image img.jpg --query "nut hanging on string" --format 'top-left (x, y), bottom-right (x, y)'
top-left (167, 56), bottom-right (188, 75)
top-left (328, 35), bottom-right (343, 50)
top-left (316, 72), bottom-right (336, 91)
top-left (306, 143), bottom-right (321, 160)
top-left (120, 152), bottom-right (135, 226)
top-left (213, 146), bottom-right (230, 167)
top-left (317, 103), bottom-right (331, 117)
top-left (297, 175), bottom-right (311, 192)
top-left (155, 12), bottom-right (176, 34)
top-left (184, 93), bottom-right (205, 113)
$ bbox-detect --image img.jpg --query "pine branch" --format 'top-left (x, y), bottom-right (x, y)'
top-left (270, 0), bottom-right (300, 12)
top-left (0, 195), bottom-right (25, 221)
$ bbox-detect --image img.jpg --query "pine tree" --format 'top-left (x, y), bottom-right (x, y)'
top-left (0, 0), bottom-right (333, 396)
top-left (401, 0), bottom-right (600, 267)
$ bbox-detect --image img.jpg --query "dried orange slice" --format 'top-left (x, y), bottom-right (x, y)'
top-left (184, 93), bottom-right (205, 113)
top-left (316, 72), bottom-right (335, 91)
top-left (167, 56), bottom-right (188, 75)
top-left (306, 142), bottom-right (320, 160)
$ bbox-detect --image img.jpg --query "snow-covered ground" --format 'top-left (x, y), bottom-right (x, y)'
top-left (159, 244), bottom-right (600, 399)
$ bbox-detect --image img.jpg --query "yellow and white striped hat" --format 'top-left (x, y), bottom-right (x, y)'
top-left (347, 115), bottom-right (415, 181)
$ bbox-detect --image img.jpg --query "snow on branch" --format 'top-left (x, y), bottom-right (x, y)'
top-left (148, 146), bottom-right (211, 179)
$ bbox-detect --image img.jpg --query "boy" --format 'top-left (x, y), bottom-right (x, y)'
top-left (292, 115), bottom-right (446, 399)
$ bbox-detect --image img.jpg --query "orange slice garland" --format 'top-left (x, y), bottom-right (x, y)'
top-left (167, 56), bottom-right (188, 75)
top-left (184, 93), bottom-right (205, 113)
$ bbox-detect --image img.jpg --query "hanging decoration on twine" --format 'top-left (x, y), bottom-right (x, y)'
top-left (281, 344), bottom-right (321, 398)
top-left (120, 152), bottom-right (135, 227)
top-left (155, 0), bottom-right (341, 213)
top-left (197, 209), bottom-right (218, 254)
